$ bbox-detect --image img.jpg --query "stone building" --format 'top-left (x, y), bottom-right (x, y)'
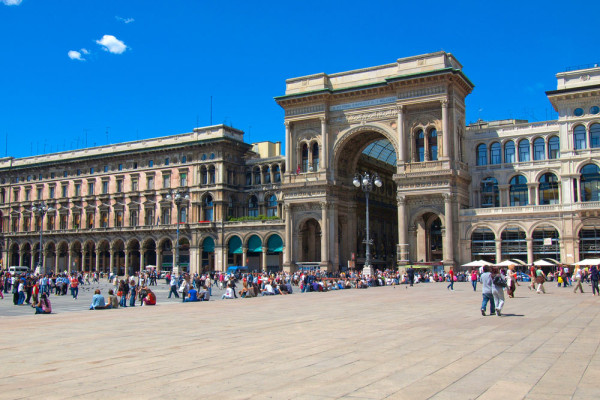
top-left (1, 52), bottom-right (599, 274)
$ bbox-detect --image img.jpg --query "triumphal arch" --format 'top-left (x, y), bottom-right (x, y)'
top-left (276, 51), bottom-right (474, 271)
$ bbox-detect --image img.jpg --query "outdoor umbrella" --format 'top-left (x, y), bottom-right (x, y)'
top-left (461, 260), bottom-right (493, 267)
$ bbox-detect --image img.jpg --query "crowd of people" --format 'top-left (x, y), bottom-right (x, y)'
top-left (1, 261), bottom-right (599, 316)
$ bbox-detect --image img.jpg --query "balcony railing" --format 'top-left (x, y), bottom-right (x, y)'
top-left (460, 201), bottom-right (600, 217)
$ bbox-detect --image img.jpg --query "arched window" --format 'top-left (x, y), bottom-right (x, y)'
top-left (203, 195), bottom-right (213, 221)
top-left (518, 139), bottom-right (530, 162)
top-left (312, 142), bottom-right (319, 171)
top-left (254, 167), bottom-right (261, 185)
top-left (266, 194), bottom-right (278, 217)
top-left (476, 144), bottom-right (487, 166)
top-left (574, 125), bottom-right (587, 150)
top-left (245, 170), bottom-right (251, 186)
top-left (416, 130), bottom-right (425, 162)
top-left (590, 123), bottom-right (600, 148)
top-left (471, 228), bottom-right (496, 263)
top-left (580, 164), bottom-right (600, 202)
top-left (579, 226), bottom-right (600, 259)
top-left (501, 227), bottom-right (527, 263)
top-left (273, 165), bottom-right (281, 183)
top-left (480, 177), bottom-right (499, 208)
top-left (548, 136), bottom-right (560, 159)
top-left (533, 138), bottom-right (545, 161)
top-left (248, 195), bottom-right (259, 217)
top-left (301, 143), bottom-right (309, 172)
top-left (208, 166), bottom-right (215, 184)
top-left (201, 167), bottom-right (208, 185)
top-left (490, 142), bottom-right (501, 164)
top-left (429, 129), bottom-right (438, 161)
top-left (509, 175), bottom-right (528, 206)
top-left (539, 173), bottom-right (559, 205)
top-left (263, 166), bottom-right (271, 184)
top-left (504, 141), bottom-right (516, 163)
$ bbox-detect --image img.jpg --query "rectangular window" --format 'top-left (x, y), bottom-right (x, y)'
top-left (102, 181), bottom-right (109, 194)
top-left (115, 211), bottom-right (123, 227)
top-left (118, 164), bottom-right (123, 171)
top-left (116, 180), bottom-right (123, 192)
top-left (47, 215), bottom-right (55, 230)
top-left (104, 165), bottom-right (109, 173)
top-left (49, 187), bottom-right (55, 199)
top-left (161, 208), bottom-right (171, 225)
top-left (133, 162), bottom-right (138, 169)
top-left (37, 188), bottom-right (43, 200)
top-left (23, 216), bottom-right (30, 232)
top-left (147, 177), bottom-right (154, 190)
top-left (130, 210), bottom-right (138, 227)
top-left (73, 214), bottom-right (80, 229)
top-left (163, 174), bottom-right (171, 189)
top-left (25, 189), bottom-right (30, 201)
top-left (180, 172), bottom-right (187, 187)
top-left (100, 211), bottom-right (108, 228)
top-left (87, 212), bottom-right (95, 229)
top-left (61, 185), bottom-right (68, 198)
top-left (88, 182), bottom-right (95, 195)
top-left (75, 183), bottom-right (81, 196)
top-left (60, 214), bottom-right (68, 230)
top-left (145, 209), bottom-right (154, 225)
top-left (13, 189), bottom-right (19, 202)
top-left (131, 178), bottom-right (139, 191)
top-left (149, 160), bottom-right (154, 167)
top-left (12, 216), bottom-right (19, 232)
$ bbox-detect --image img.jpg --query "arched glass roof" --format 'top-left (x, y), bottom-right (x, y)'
top-left (362, 139), bottom-right (396, 166)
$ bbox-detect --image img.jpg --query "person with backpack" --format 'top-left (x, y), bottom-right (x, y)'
top-left (590, 265), bottom-right (599, 296)
top-left (492, 267), bottom-right (506, 316)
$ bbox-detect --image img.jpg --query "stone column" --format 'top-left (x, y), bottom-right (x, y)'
top-left (320, 202), bottom-right (329, 268)
top-left (574, 178), bottom-right (580, 202)
top-left (441, 100), bottom-right (450, 160)
top-left (95, 249), bottom-right (101, 272)
top-left (270, 165), bottom-right (275, 184)
top-left (30, 253), bottom-right (35, 269)
top-left (495, 238), bottom-right (502, 263)
top-left (527, 183), bottom-right (538, 206)
top-left (328, 203), bottom-right (339, 271)
top-left (67, 250), bottom-right (73, 272)
top-left (443, 193), bottom-right (455, 267)
top-left (397, 105), bottom-right (405, 164)
top-left (320, 117), bottom-right (328, 172)
top-left (526, 238), bottom-right (534, 265)
top-left (284, 122), bottom-right (291, 176)
top-left (109, 247), bottom-right (115, 275)
top-left (140, 249), bottom-right (145, 270)
top-left (472, 188), bottom-right (480, 208)
top-left (82, 251), bottom-right (88, 272)
top-left (124, 250), bottom-right (130, 276)
top-left (54, 252), bottom-right (59, 274)
top-left (499, 185), bottom-right (510, 207)
top-left (261, 246), bottom-right (268, 271)
top-left (242, 247), bottom-right (248, 268)
top-left (397, 194), bottom-right (408, 263)
top-left (283, 205), bottom-right (291, 267)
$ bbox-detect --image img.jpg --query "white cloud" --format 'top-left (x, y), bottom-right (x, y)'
top-left (80, 48), bottom-right (90, 55)
top-left (115, 16), bottom-right (135, 24)
top-left (2, 0), bottom-right (23, 5)
top-left (96, 34), bottom-right (127, 54)
top-left (68, 50), bottom-right (85, 61)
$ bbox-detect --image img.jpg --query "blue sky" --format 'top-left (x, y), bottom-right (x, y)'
top-left (1, 0), bottom-right (599, 159)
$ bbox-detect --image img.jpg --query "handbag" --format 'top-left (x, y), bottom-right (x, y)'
top-left (493, 275), bottom-right (507, 287)
top-left (117, 291), bottom-right (123, 296)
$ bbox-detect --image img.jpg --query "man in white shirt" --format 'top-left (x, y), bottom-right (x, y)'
top-left (262, 282), bottom-right (275, 295)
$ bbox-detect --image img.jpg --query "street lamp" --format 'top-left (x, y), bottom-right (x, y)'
top-left (353, 172), bottom-right (382, 277)
top-left (32, 202), bottom-right (54, 274)
top-left (166, 189), bottom-right (189, 275)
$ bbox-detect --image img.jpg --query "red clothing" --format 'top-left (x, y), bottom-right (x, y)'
top-left (143, 292), bottom-right (156, 305)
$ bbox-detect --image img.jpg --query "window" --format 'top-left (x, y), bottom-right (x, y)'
top-left (301, 143), bottom-right (309, 171)
top-left (161, 208), bottom-right (171, 225)
top-left (61, 185), bottom-right (68, 198)
top-left (102, 181), bottom-right (109, 194)
top-left (116, 180), bottom-right (123, 193)
top-left (50, 172), bottom-right (55, 179)
top-left (312, 142), bottom-right (320, 170)
top-left (203, 195), bottom-right (213, 221)
top-left (13, 189), bottom-right (19, 202)
top-left (133, 162), bottom-right (138, 169)
top-left (73, 214), bottom-right (80, 229)
top-left (39, 173), bottom-right (43, 180)
top-left (49, 186), bottom-right (55, 199)
top-left (60, 214), bottom-right (68, 230)
top-left (148, 160), bottom-right (154, 167)
top-left (180, 207), bottom-right (187, 223)
top-left (115, 211), bottom-right (123, 227)
top-left (144, 209), bottom-right (154, 225)
top-left (130, 210), bottom-right (138, 227)
top-left (429, 129), bottom-right (438, 161)
top-left (87, 212), bottom-right (94, 229)
top-left (539, 173), bottom-right (559, 205)
top-left (163, 174), bottom-right (171, 189)
top-left (416, 130), bottom-right (425, 162)
top-left (77, 169), bottom-right (81, 176)
top-left (104, 165), bottom-right (109, 173)
top-left (228, 196), bottom-right (235, 218)
top-left (100, 211), bottom-right (108, 228)
top-left (264, 167), bottom-right (271, 184)
top-left (266, 194), bottom-right (278, 217)
top-left (209, 167), bottom-right (215, 184)
top-left (533, 138), bottom-right (545, 161)
top-left (509, 175), bottom-right (528, 206)
top-left (274, 165), bottom-right (281, 183)
top-left (147, 176), bottom-right (154, 190)
top-left (62, 172), bottom-right (67, 178)
top-left (74, 183), bottom-right (81, 196)
top-left (164, 157), bottom-right (169, 166)
top-left (548, 136), bottom-right (560, 159)
top-left (11, 216), bottom-right (19, 232)
top-left (25, 189), bottom-right (30, 201)
top-left (590, 124), bottom-right (600, 148)
top-left (90, 167), bottom-right (94, 174)
top-left (580, 164), bottom-right (600, 202)
top-left (245, 171), bottom-right (251, 186)
top-left (490, 142), bottom-right (501, 164)
top-left (131, 178), bottom-right (139, 191)
top-left (574, 108), bottom-right (584, 117)
top-left (574, 125), bottom-right (587, 150)
top-left (480, 177), bottom-right (499, 208)
top-left (248, 195), bottom-right (259, 217)
top-left (504, 141), bottom-right (515, 163)
top-left (202, 168), bottom-right (209, 185)
top-left (181, 155), bottom-right (187, 163)
top-left (591, 106), bottom-right (600, 115)
top-left (180, 172), bottom-right (187, 187)
top-left (254, 167), bottom-right (261, 185)
top-left (476, 144), bottom-right (487, 166)
top-left (118, 164), bottom-right (123, 171)
top-left (518, 139), bottom-right (530, 162)
top-left (88, 182), bottom-right (95, 195)
top-left (47, 215), bottom-right (55, 230)
top-left (37, 188), bottom-right (43, 200)
top-left (23, 216), bottom-right (30, 232)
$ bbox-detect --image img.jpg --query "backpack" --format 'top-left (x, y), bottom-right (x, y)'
top-left (493, 275), bottom-right (507, 288)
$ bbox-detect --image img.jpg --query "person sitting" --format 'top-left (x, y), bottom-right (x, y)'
top-left (106, 289), bottom-right (119, 309)
top-left (90, 289), bottom-right (107, 310)
top-left (222, 284), bottom-right (235, 299)
top-left (197, 285), bottom-right (210, 301)
top-left (184, 287), bottom-right (199, 302)
top-left (261, 282), bottom-right (275, 295)
top-left (34, 293), bottom-right (52, 314)
top-left (142, 289), bottom-right (156, 306)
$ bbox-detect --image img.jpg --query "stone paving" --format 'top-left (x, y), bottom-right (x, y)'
top-left (0, 281), bottom-right (599, 399)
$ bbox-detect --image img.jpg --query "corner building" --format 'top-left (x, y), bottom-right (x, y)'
top-left (2, 52), bottom-right (600, 274)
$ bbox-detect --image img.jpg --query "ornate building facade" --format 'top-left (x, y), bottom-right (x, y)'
top-left (2, 52), bottom-right (600, 274)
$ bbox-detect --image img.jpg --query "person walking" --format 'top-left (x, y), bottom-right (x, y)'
top-left (492, 267), bottom-right (506, 316)
top-left (470, 269), bottom-right (478, 291)
top-left (535, 266), bottom-right (546, 294)
top-left (480, 266), bottom-right (495, 316)
top-left (69, 274), bottom-right (79, 300)
top-left (506, 264), bottom-right (518, 298)
top-left (168, 274), bottom-right (179, 298)
top-left (528, 265), bottom-right (536, 291)
top-left (407, 266), bottom-right (415, 287)
top-left (573, 266), bottom-right (584, 293)
top-left (590, 265), bottom-right (599, 296)
top-left (447, 268), bottom-right (454, 291)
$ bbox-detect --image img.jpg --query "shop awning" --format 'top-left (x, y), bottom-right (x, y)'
top-left (203, 237), bottom-right (215, 252)
top-left (228, 236), bottom-right (243, 254)
top-left (267, 234), bottom-right (283, 252)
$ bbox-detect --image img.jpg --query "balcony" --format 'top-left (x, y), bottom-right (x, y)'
top-left (460, 201), bottom-right (600, 217)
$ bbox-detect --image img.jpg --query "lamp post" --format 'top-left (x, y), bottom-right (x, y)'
top-left (353, 172), bottom-right (382, 277)
top-left (32, 202), bottom-right (53, 274)
top-left (166, 189), bottom-right (189, 275)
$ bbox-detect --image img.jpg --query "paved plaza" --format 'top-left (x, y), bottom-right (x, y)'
top-left (0, 281), bottom-right (599, 399)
